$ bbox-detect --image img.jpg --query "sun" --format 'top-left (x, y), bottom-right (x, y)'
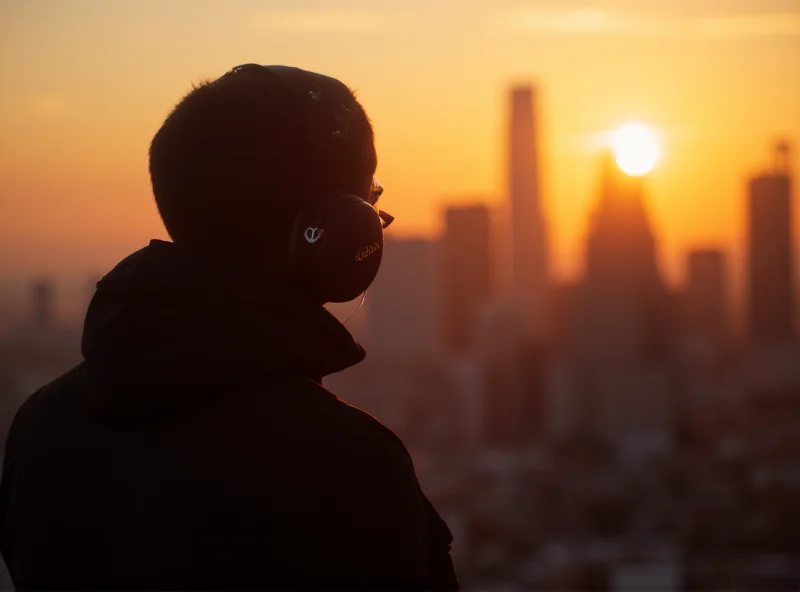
top-left (611, 123), bottom-right (661, 176)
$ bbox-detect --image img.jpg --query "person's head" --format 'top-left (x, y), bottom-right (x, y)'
top-left (148, 64), bottom-right (381, 286)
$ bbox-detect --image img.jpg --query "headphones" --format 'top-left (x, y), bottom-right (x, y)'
top-left (224, 64), bottom-right (394, 304)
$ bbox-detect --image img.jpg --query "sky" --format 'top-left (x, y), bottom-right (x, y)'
top-left (1, 0), bottom-right (799, 289)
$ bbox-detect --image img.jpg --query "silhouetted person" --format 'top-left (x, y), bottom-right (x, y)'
top-left (0, 64), bottom-right (458, 590)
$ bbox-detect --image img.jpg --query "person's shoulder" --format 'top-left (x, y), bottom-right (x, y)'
top-left (328, 390), bottom-right (412, 460)
top-left (287, 379), bottom-right (415, 470)
top-left (6, 364), bottom-right (85, 442)
top-left (1, 365), bottom-right (85, 487)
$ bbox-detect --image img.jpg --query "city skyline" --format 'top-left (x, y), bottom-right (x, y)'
top-left (0, 140), bottom-right (794, 333)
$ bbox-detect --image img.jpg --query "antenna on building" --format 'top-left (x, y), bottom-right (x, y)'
top-left (774, 139), bottom-right (790, 175)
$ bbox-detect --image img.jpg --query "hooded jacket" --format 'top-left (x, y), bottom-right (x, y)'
top-left (0, 240), bottom-right (458, 590)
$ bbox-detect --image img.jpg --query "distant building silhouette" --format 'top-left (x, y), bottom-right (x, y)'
top-left (577, 153), bottom-right (673, 367)
top-left (30, 279), bottom-right (55, 327)
top-left (508, 85), bottom-right (548, 342)
top-left (441, 205), bottom-right (492, 353)
top-left (747, 141), bottom-right (794, 345)
top-left (0, 279), bottom-right (81, 424)
top-left (366, 237), bottom-right (438, 360)
top-left (549, 282), bottom-right (579, 358)
top-left (684, 249), bottom-right (730, 355)
top-left (475, 300), bottom-right (523, 447)
top-left (570, 153), bottom-right (676, 465)
top-left (475, 298), bottom-right (546, 448)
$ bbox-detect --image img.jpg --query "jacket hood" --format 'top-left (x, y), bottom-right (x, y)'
top-left (81, 240), bottom-right (366, 420)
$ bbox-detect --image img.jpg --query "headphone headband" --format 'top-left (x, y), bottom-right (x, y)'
top-left (227, 64), bottom-right (355, 140)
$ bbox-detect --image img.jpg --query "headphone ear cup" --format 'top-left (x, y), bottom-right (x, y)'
top-left (288, 195), bottom-right (385, 303)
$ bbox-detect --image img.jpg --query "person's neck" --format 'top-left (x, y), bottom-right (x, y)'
top-left (159, 238), bottom-right (314, 307)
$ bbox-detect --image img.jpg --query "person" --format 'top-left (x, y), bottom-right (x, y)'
top-left (0, 64), bottom-right (458, 590)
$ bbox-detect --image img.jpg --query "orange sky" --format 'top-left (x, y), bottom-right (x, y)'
top-left (1, 0), bottom-right (799, 288)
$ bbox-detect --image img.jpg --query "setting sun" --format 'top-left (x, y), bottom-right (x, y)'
top-left (612, 123), bottom-right (661, 176)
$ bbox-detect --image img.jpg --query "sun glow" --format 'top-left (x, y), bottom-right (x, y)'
top-left (612, 123), bottom-right (661, 176)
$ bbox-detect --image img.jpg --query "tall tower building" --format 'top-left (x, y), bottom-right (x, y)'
top-left (508, 85), bottom-right (548, 342)
top-left (571, 153), bottom-right (676, 464)
top-left (747, 141), bottom-right (794, 345)
top-left (684, 249), bottom-right (730, 353)
top-left (441, 204), bottom-right (492, 353)
top-left (577, 152), bottom-right (672, 368)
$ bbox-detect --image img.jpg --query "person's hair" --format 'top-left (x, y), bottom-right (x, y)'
top-left (148, 68), bottom-right (376, 263)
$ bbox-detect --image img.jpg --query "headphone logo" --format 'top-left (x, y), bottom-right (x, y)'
top-left (304, 227), bottom-right (324, 244)
top-left (356, 242), bottom-right (381, 262)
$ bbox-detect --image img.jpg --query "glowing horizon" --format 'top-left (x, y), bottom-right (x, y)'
top-left (0, 0), bottom-right (798, 288)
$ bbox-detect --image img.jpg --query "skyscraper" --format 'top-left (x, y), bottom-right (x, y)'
top-left (684, 249), bottom-right (730, 353)
top-left (747, 141), bottom-right (794, 345)
top-left (508, 85), bottom-right (548, 342)
top-left (577, 152), bottom-right (672, 368)
top-left (366, 237), bottom-right (438, 360)
top-left (572, 152), bottom-right (676, 464)
top-left (441, 204), bottom-right (492, 353)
